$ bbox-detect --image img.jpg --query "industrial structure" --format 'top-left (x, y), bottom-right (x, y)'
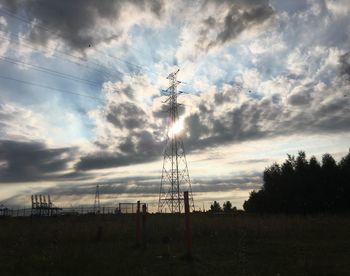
top-left (31, 194), bottom-right (61, 216)
top-left (158, 69), bottom-right (195, 213)
top-left (93, 184), bottom-right (101, 214)
top-left (0, 204), bottom-right (9, 216)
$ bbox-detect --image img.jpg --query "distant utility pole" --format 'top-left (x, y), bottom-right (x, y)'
top-left (158, 69), bottom-right (195, 213)
top-left (94, 184), bottom-right (100, 214)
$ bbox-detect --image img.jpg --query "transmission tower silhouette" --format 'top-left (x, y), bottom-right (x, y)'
top-left (158, 69), bottom-right (195, 213)
top-left (94, 184), bottom-right (100, 214)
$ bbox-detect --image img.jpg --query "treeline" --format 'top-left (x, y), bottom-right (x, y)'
top-left (209, 200), bottom-right (237, 213)
top-left (243, 150), bottom-right (350, 213)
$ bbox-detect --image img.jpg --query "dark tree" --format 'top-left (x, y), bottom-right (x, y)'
top-left (243, 150), bottom-right (350, 213)
top-left (223, 201), bottom-right (233, 212)
top-left (339, 151), bottom-right (350, 210)
top-left (210, 201), bottom-right (222, 212)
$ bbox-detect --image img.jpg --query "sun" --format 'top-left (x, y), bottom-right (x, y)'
top-left (168, 119), bottom-right (184, 137)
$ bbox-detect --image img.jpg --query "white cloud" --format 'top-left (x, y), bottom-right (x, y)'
top-left (0, 16), bottom-right (9, 55)
top-left (0, 103), bottom-right (48, 142)
top-left (326, 0), bottom-right (350, 17)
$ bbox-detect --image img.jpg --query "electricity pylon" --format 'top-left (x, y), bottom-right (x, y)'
top-left (94, 184), bottom-right (100, 214)
top-left (158, 69), bottom-right (195, 213)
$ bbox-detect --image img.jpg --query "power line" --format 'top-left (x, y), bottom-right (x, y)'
top-left (0, 55), bottom-right (101, 87)
top-left (0, 31), bottom-right (114, 78)
top-left (0, 30), bottom-right (156, 85)
top-left (94, 48), bottom-right (155, 75)
top-left (0, 73), bottom-right (140, 103)
top-left (0, 6), bottom-right (152, 60)
top-left (0, 7), bottom-right (156, 76)
top-left (0, 30), bottom-right (148, 83)
top-left (0, 74), bottom-right (104, 102)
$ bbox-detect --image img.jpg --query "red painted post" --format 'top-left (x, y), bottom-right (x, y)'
top-left (184, 191), bottom-right (193, 259)
top-left (136, 201), bottom-right (141, 246)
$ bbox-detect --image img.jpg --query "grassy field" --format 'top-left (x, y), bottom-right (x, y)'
top-left (1, 213), bottom-right (350, 276)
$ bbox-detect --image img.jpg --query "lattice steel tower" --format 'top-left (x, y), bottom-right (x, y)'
top-left (94, 184), bottom-right (100, 213)
top-left (158, 69), bottom-right (195, 213)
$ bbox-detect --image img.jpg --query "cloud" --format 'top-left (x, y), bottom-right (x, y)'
top-left (215, 1), bottom-right (274, 46)
top-left (229, 158), bottom-right (270, 165)
top-left (75, 59), bottom-right (350, 172)
top-left (339, 51), bottom-right (350, 81)
top-left (0, 16), bottom-right (10, 55)
top-left (75, 74), bottom-right (164, 170)
top-left (1, 0), bottom-right (164, 51)
top-left (176, 0), bottom-right (275, 61)
top-left (288, 86), bottom-right (313, 106)
top-left (0, 103), bottom-right (48, 141)
top-left (0, 103), bottom-right (92, 148)
top-left (76, 131), bottom-right (162, 171)
top-left (106, 102), bottom-right (147, 129)
top-left (29, 171), bottom-right (261, 198)
top-left (0, 140), bottom-right (78, 183)
top-left (192, 174), bottom-right (262, 192)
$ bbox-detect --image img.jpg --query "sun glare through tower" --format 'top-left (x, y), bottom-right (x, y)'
top-left (158, 69), bottom-right (195, 213)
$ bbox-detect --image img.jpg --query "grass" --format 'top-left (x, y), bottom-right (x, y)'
top-left (0, 213), bottom-right (350, 275)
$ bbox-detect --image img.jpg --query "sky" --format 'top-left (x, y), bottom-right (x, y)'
top-left (0, 0), bottom-right (349, 211)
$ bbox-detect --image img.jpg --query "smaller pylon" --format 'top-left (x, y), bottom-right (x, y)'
top-left (94, 184), bottom-right (101, 214)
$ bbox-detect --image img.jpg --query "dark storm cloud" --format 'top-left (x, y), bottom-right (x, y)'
top-left (339, 51), bottom-right (350, 80)
top-left (106, 102), bottom-right (147, 129)
top-left (185, 113), bottom-right (209, 141)
top-left (0, 140), bottom-right (78, 182)
top-left (76, 152), bottom-right (147, 171)
top-left (288, 89), bottom-right (313, 106)
top-left (1, 0), bottom-right (164, 50)
top-left (216, 3), bottom-right (274, 45)
top-left (76, 130), bottom-right (162, 170)
top-left (119, 137), bottom-right (135, 153)
top-left (184, 99), bottom-right (272, 152)
top-left (199, 0), bottom-right (274, 50)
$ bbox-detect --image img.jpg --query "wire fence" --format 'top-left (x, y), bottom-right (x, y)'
top-left (0, 206), bottom-right (134, 217)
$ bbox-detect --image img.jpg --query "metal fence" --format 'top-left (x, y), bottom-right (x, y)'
top-left (0, 206), bottom-right (122, 217)
top-left (119, 203), bottom-right (148, 214)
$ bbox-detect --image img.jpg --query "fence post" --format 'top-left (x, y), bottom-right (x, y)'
top-left (136, 201), bottom-right (141, 246)
top-left (184, 191), bottom-right (193, 260)
top-left (142, 204), bottom-right (147, 248)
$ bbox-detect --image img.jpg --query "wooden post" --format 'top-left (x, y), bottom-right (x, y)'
top-left (142, 204), bottom-right (147, 248)
top-left (136, 201), bottom-right (141, 246)
top-left (184, 191), bottom-right (193, 259)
